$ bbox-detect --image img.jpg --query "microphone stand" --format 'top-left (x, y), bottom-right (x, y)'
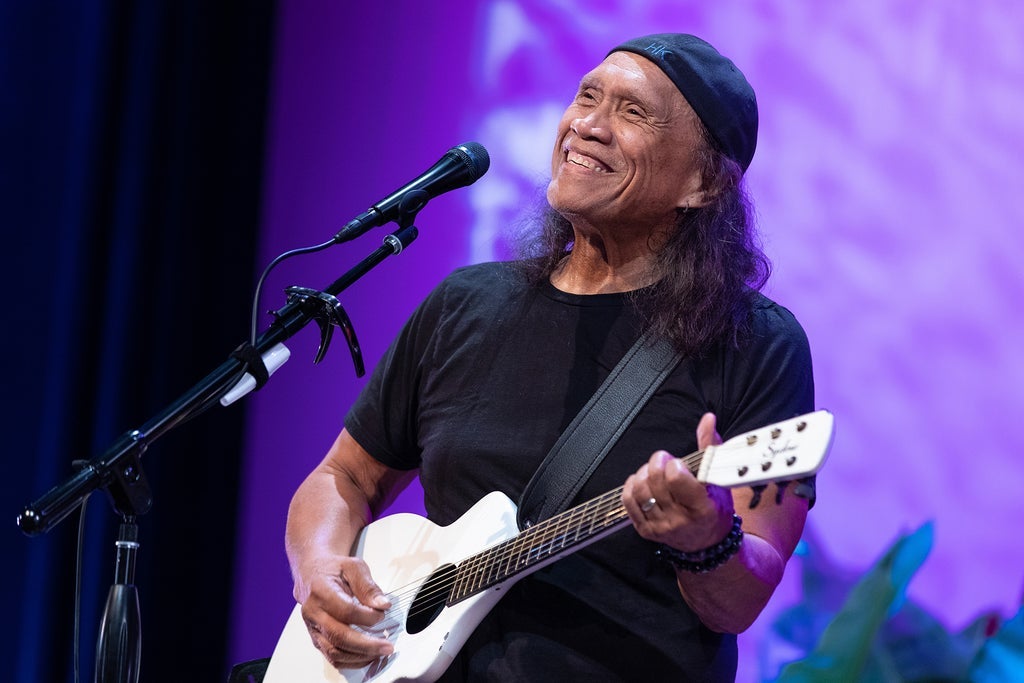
top-left (17, 218), bottom-right (420, 682)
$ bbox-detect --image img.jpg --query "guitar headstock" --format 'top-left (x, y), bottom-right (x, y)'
top-left (696, 410), bottom-right (834, 489)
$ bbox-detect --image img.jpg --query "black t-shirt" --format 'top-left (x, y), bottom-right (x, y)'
top-left (346, 261), bottom-right (815, 682)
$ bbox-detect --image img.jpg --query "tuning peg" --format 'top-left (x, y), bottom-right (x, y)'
top-left (775, 480), bottom-right (791, 504)
top-left (748, 484), bottom-right (767, 509)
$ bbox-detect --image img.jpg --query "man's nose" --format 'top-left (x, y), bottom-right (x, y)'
top-left (571, 109), bottom-right (610, 142)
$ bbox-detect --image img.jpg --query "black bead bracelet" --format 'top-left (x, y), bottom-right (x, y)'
top-left (655, 514), bottom-right (743, 574)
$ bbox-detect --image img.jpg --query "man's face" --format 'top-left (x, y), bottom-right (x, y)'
top-left (547, 51), bottom-right (706, 233)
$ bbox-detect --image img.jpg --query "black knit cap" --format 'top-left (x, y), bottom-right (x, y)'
top-left (609, 33), bottom-right (758, 172)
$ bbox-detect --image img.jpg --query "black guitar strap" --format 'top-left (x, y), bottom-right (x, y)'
top-left (516, 331), bottom-right (682, 529)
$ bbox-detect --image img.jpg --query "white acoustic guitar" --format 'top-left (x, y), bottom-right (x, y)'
top-left (264, 410), bottom-right (835, 683)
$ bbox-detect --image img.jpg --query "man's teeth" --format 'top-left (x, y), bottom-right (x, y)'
top-left (567, 151), bottom-right (606, 172)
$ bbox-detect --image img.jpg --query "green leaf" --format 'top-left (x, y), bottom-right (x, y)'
top-left (776, 522), bottom-right (934, 682)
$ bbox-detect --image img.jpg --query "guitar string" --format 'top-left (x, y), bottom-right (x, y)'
top-left (368, 487), bottom-right (632, 631)
top-left (363, 486), bottom-right (631, 629)
top-left (365, 427), bottom-right (815, 630)
top-left (365, 447), bottom-right (707, 629)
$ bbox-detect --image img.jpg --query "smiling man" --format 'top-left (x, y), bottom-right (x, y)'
top-left (284, 33), bottom-right (815, 682)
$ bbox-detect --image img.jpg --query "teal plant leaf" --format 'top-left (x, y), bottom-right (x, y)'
top-left (775, 522), bottom-right (934, 682)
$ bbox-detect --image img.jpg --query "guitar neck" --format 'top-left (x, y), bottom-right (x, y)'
top-left (446, 409), bottom-right (834, 605)
top-left (448, 486), bottom-right (631, 603)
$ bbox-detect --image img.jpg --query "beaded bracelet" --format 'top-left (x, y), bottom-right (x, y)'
top-left (654, 514), bottom-right (743, 574)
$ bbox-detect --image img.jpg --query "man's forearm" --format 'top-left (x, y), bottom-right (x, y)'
top-left (675, 531), bottom-right (787, 633)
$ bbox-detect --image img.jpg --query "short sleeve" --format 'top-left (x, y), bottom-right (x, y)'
top-left (716, 296), bottom-right (817, 505)
top-left (343, 280), bottom-right (448, 470)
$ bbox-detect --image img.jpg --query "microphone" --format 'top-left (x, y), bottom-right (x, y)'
top-left (333, 141), bottom-right (490, 243)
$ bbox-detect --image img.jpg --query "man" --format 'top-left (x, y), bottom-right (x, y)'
top-left (285, 33), bottom-right (814, 681)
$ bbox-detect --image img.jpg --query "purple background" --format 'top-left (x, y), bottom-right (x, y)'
top-left (231, 2), bottom-right (1024, 680)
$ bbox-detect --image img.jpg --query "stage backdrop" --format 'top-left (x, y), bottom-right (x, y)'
top-left (233, 1), bottom-right (1024, 680)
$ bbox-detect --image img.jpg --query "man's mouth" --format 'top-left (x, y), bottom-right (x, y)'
top-left (566, 149), bottom-right (610, 173)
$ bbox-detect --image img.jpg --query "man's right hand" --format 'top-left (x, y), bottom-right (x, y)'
top-left (297, 555), bottom-right (395, 669)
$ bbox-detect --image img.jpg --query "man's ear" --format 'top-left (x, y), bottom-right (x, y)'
top-left (675, 163), bottom-right (713, 209)
top-left (677, 186), bottom-right (711, 210)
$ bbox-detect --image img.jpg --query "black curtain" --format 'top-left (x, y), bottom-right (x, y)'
top-left (2, 2), bottom-right (276, 681)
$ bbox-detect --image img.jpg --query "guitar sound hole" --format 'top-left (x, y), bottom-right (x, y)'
top-left (407, 563), bottom-right (456, 634)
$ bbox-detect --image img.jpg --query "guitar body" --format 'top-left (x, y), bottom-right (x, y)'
top-left (265, 410), bottom-right (835, 683)
top-left (264, 491), bottom-right (522, 683)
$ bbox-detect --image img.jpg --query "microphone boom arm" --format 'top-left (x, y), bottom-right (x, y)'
top-left (17, 223), bottom-right (420, 536)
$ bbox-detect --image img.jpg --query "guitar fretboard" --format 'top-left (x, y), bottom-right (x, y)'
top-left (443, 410), bottom-right (833, 606)
top-left (448, 487), bottom-right (630, 603)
